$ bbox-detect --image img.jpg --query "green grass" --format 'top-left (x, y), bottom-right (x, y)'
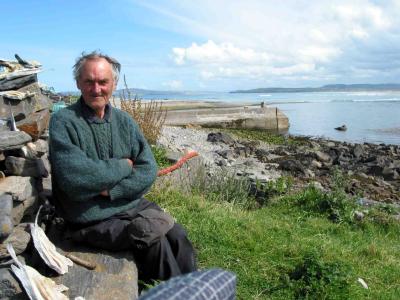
top-left (148, 186), bottom-right (400, 299)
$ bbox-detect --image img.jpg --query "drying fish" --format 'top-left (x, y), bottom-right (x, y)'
top-left (8, 102), bottom-right (19, 131)
top-left (30, 206), bottom-right (73, 275)
top-left (7, 243), bottom-right (69, 300)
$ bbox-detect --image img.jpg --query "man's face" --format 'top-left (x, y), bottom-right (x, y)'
top-left (77, 58), bottom-right (116, 116)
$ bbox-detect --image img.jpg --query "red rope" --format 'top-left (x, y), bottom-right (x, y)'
top-left (157, 151), bottom-right (199, 176)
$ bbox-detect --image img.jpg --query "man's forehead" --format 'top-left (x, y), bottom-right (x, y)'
top-left (81, 58), bottom-right (113, 78)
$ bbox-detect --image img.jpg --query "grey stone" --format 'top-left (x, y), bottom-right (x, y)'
top-left (0, 215), bottom-right (13, 240)
top-left (0, 176), bottom-right (37, 202)
top-left (279, 159), bottom-right (304, 173)
top-left (19, 143), bottom-right (37, 159)
top-left (207, 132), bottom-right (234, 145)
top-left (11, 196), bottom-right (38, 225)
top-left (5, 156), bottom-right (48, 178)
top-left (314, 151), bottom-right (331, 163)
top-left (47, 229), bottom-right (139, 300)
top-left (353, 144), bottom-right (364, 159)
top-left (0, 193), bottom-right (13, 215)
top-left (0, 267), bottom-right (25, 300)
top-left (0, 152), bottom-right (5, 161)
top-left (0, 131), bottom-right (32, 151)
top-left (0, 223), bottom-right (31, 259)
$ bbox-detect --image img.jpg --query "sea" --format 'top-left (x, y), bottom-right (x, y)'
top-left (137, 90), bottom-right (400, 146)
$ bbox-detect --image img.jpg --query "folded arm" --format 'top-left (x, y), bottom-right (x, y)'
top-left (49, 117), bottom-right (133, 202)
top-left (108, 120), bottom-right (158, 201)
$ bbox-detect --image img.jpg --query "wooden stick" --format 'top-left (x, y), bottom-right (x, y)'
top-left (65, 253), bottom-right (96, 270)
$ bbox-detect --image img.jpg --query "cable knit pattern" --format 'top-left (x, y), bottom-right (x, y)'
top-left (49, 98), bottom-right (158, 223)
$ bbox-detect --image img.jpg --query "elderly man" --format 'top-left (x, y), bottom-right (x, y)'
top-left (49, 51), bottom-right (196, 280)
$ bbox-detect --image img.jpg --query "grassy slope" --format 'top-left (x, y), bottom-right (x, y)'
top-left (148, 187), bottom-right (400, 299)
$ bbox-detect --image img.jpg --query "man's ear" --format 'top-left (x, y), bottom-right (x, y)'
top-left (76, 80), bottom-right (81, 91)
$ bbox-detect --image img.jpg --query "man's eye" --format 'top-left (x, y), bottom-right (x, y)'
top-left (99, 80), bottom-right (108, 85)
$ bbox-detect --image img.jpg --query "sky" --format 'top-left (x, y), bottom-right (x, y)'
top-left (1, 0), bottom-right (400, 92)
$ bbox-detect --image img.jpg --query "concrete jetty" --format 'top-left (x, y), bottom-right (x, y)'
top-left (164, 105), bottom-right (289, 130)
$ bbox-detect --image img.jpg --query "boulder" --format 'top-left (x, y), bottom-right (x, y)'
top-left (0, 267), bottom-right (25, 300)
top-left (0, 223), bottom-right (31, 259)
top-left (16, 109), bottom-right (50, 140)
top-left (11, 195), bottom-right (38, 225)
top-left (0, 193), bottom-right (13, 240)
top-left (0, 131), bottom-right (32, 151)
top-left (48, 229), bottom-right (139, 300)
top-left (0, 176), bottom-right (37, 202)
top-left (207, 132), bottom-right (234, 145)
top-left (5, 156), bottom-right (48, 178)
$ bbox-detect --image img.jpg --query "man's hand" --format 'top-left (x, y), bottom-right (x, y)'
top-left (126, 158), bottom-right (134, 167)
top-left (100, 190), bottom-right (109, 196)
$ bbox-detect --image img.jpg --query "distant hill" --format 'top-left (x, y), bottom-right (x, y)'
top-left (59, 88), bottom-right (181, 97)
top-left (231, 84), bottom-right (400, 93)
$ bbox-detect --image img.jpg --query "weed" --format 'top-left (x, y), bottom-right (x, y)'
top-left (114, 75), bottom-right (167, 144)
top-left (189, 168), bottom-right (257, 209)
top-left (281, 251), bottom-right (352, 299)
top-left (253, 176), bottom-right (294, 205)
top-left (151, 145), bottom-right (171, 169)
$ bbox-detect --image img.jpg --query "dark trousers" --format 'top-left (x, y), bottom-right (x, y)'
top-left (69, 199), bottom-right (197, 281)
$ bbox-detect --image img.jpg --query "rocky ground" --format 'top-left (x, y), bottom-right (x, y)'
top-left (158, 126), bottom-right (400, 206)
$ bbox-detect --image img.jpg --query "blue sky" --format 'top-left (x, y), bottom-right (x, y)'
top-left (2, 0), bottom-right (400, 92)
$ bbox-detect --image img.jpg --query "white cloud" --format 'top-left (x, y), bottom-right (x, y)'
top-left (133, 0), bottom-right (400, 88)
top-left (162, 80), bottom-right (183, 90)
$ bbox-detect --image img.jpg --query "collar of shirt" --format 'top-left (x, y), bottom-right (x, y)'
top-left (79, 97), bottom-right (112, 124)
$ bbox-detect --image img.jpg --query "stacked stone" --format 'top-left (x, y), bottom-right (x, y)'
top-left (0, 56), bottom-right (54, 298)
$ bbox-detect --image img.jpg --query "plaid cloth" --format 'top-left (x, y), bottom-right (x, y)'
top-left (139, 269), bottom-right (236, 300)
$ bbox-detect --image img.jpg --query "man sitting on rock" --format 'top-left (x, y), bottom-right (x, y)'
top-left (49, 51), bottom-right (196, 280)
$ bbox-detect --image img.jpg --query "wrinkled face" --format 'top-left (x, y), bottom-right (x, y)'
top-left (77, 58), bottom-right (115, 117)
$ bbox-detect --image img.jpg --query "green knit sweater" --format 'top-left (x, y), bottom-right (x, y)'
top-left (49, 99), bottom-right (157, 223)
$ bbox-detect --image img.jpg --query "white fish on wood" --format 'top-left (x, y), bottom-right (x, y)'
top-left (7, 243), bottom-right (69, 300)
top-left (30, 206), bottom-right (73, 275)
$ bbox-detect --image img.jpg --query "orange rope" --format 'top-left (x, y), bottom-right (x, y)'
top-left (157, 151), bottom-right (199, 176)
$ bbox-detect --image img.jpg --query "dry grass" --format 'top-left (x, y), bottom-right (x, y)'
top-left (113, 76), bottom-right (167, 144)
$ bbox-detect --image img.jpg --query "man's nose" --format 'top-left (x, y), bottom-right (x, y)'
top-left (92, 82), bottom-right (101, 94)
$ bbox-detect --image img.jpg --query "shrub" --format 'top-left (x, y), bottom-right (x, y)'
top-left (114, 76), bottom-right (167, 144)
top-left (284, 251), bottom-right (352, 299)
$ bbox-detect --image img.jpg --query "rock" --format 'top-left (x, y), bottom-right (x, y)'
top-left (207, 132), bottom-right (234, 145)
top-left (279, 159), bottom-right (304, 173)
top-left (314, 151), bottom-right (331, 163)
top-left (11, 195), bottom-right (38, 225)
top-left (0, 215), bottom-right (13, 240)
top-left (0, 223), bottom-right (31, 259)
top-left (310, 159), bottom-right (322, 169)
top-left (334, 124), bottom-right (347, 131)
top-left (309, 181), bottom-right (325, 192)
top-left (5, 156), bottom-right (48, 178)
top-left (0, 176), bottom-right (37, 202)
top-left (32, 139), bottom-right (48, 155)
top-left (382, 167), bottom-right (399, 181)
top-left (16, 108), bottom-right (50, 140)
top-left (47, 229), bottom-right (139, 300)
top-left (19, 143), bottom-right (37, 158)
top-left (0, 267), bottom-right (25, 300)
top-left (0, 152), bottom-right (4, 161)
top-left (354, 211), bottom-right (365, 221)
top-left (353, 144), bottom-right (364, 159)
top-left (0, 193), bottom-right (13, 215)
top-left (217, 149), bottom-right (235, 160)
top-left (0, 131), bottom-right (32, 151)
